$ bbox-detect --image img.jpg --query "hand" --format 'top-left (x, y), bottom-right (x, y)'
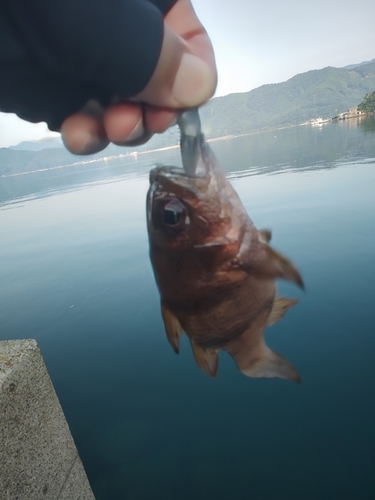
top-left (61, 0), bottom-right (217, 154)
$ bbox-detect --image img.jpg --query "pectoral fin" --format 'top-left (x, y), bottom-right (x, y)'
top-left (267, 297), bottom-right (299, 326)
top-left (256, 244), bottom-right (304, 289)
top-left (161, 304), bottom-right (182, 354)
top-left (241, 345), bottom-right (300, 383)
top-left (190, 339), bottom-right (218, 378)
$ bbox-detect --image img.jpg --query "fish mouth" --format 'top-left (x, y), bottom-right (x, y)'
top-left (149, 165), bottom-right (197, 186)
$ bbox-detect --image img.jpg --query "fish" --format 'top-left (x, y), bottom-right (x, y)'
top-left (146, 109), bottom-right (303, 382)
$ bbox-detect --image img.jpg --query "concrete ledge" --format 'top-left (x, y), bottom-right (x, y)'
top-left (0, 339), bottom-right (95, 500)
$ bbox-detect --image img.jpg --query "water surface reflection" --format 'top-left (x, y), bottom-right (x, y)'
top-left (0, 117), bottom-right (374, 500)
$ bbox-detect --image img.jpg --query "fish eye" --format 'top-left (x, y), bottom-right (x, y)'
top-left (164, 207), bottom-right (180, 225)
top-left (162, 198), bottom-right (188, 230)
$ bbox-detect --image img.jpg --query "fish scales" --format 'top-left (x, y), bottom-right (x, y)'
top-left (146, 109), bottom-right (303, 382)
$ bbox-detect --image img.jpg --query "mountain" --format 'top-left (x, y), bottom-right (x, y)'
top-left (1, 60), bottom-right (374, 177)
top-left (0, 127), bottom-right (180, 177)
top-left (342, 59), bottom-right (375, 69)
top-left (9, 137), bottom-right (64, 152)
top-left (199, 61), bottom-right (375, 137)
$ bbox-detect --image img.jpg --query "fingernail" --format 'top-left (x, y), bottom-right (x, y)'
top-left (61, 113), bottom-right (109, 155)
top-left (172, 53), bottom-right (216, 107)
top-left (62, 126), bottom-right (107, 155)
top-left (127, 118), bottom-right (144, 141)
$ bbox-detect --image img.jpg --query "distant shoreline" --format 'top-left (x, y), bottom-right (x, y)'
top-left (2, 113), bottom-right (373, 179)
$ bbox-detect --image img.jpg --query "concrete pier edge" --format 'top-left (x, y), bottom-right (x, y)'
top-left (0, 339), bottom-right (95, 499)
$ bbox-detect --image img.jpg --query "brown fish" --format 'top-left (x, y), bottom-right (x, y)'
top-left (146, 110), bottom-right (303, 382)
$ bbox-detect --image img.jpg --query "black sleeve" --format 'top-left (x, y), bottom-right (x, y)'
top-left (0, 0), bottom-right (177, 130)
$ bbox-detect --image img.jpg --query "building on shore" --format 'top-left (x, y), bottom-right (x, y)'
top-left (337, 106), bottom-right (365, 120)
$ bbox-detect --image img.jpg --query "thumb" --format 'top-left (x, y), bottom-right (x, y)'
top-left (134, 24), bottom-right (217, 108)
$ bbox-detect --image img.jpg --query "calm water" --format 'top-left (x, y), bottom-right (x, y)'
top-left (1, 117), bottom-right (375, 500)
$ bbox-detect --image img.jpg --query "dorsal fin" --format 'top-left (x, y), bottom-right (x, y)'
top-left (258, 229), bottom-right (272, 243)
top-left (267, 297), bottom-right (299, 326)
top-left (190, 339), bottom-right (218, 378)
top-left (241, 344), bottom-right (300, 383)
top-left (161, 304), bottom-right (182, 354)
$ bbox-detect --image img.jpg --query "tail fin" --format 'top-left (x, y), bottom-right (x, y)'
top-left (239, 344), bottom-right (300, 383)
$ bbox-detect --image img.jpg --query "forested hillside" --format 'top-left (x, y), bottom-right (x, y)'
top-left (1, 61), bottom-right (374, 176)
top-left (200, 62), bottom-right (375, 137)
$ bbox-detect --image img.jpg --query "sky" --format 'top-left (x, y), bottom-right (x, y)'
top-left (0, 0), bottom-right (374, 147)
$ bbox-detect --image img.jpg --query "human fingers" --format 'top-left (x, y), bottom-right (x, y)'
top-left (62, 101), bottom-right (177, 153)
top-left (103, 103), bottom-right (176, 145)
top-left (62, 0), bottom-right (217, 153)
top-left (60, 100), bottom-right (109, 154)
top-left (165, 0), bottom-right (215, 71)
top-left (102, 0), bottom-right (217, 147)
top-left (144, 106), bottom-right (176, 133)
top-left (135, 0), bottom-right (217, 108)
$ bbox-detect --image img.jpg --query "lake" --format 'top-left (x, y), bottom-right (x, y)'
top-left (1, 116), bottom-right (374, 500)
